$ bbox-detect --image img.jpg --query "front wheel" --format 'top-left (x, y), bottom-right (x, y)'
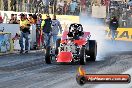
top-left (55, 38), bottom-right (61, 55)
top-left (79, 47), bottom-right (86, 65)
top-left (45, 46), bottom-right (52, 64)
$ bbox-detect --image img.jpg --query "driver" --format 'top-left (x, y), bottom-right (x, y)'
top-left (72, 29), bottom-right (80, 39)
top-left (68, 24), bottom-right (84, 39)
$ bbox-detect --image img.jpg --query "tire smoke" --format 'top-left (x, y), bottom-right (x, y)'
top-left (79, 13), bottom-right (132, 61)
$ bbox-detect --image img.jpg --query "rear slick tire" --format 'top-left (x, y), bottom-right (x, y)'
top-left (45, 46), bottom-right (52, 64)
top-left (89, 40), bottom-right (97, 61)
top-left (79, 47), bottom-right (86, 65)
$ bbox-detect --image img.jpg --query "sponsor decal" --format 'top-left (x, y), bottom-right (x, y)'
top-left (0, 33), bottom-right (12, 54)
top-left (76, 66), bottom-right (131, 85)
top-left (106, 28), bottom-right (132, 41)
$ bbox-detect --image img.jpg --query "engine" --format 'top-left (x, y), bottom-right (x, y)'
top-left (59, 40), bottom-right (78, 54)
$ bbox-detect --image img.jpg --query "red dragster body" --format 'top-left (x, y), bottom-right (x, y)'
top-left (45, 23), bottom-right (97, 65)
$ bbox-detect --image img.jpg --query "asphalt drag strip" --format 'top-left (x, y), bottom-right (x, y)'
top-left (0, 40), bottom-right (131, 88)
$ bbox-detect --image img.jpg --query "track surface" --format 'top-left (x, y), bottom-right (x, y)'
top-left (0, 40), bottom-right (132, 88)
top-left (0, 24), bottom-right (132, 88)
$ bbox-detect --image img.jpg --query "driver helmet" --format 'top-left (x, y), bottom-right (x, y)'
top-left (69, 23), bottom-right (83, 39)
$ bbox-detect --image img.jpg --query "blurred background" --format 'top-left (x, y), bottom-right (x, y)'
top-left (1, 0), bottom-right (132, 27)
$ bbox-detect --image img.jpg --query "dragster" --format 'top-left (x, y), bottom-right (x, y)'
top-left (45, 23), bottom-right (97, 65)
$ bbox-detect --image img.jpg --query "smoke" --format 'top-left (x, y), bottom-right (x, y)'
top-left (79, 13), bottom-right (132, 61)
